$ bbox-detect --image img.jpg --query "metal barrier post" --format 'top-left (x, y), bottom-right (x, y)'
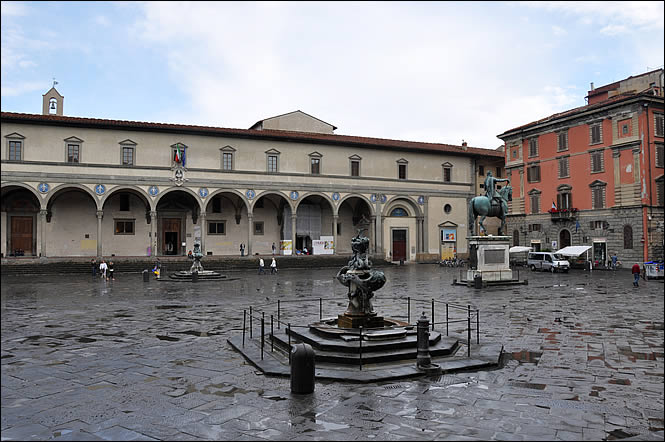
top-left (277, 300), bottom-right (280, 329)
top-left (288, 322), bottom-right (292, 364)
top-left (270, 314), bottom-right (274, 352)
top-left (476, 309), bottom-right (480, 344)
top-left (408, 297), bottom-right (411, 323)
top-left (249, 306), bottom-right (253, 338)
top-left (467, 305), bottom-right (471, 357)
top-left (446, 304), bottom-right (449, 336)
top-left (359, 326), bottom-right (363, 371)
top-left (242, 309), bottom-right (246, 347)
top-left (319, 297), bottom-right (322, 321)
top-left (261, 313), bottom-right (264, 360)
top-left (431, 299), bottom-right (435, 331)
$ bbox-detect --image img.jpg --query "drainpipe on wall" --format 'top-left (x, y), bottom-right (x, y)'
top-left (643, 102), bottom-right (652, 262)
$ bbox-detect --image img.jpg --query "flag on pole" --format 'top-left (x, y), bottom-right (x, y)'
top-left (552, 201), bottom-right (557, 210)
top-left (575, 220), bottom-right (580, 233)
top-left (174, 144), bottom-right (181, 163)
top-left (181, 146), bottom-right (186, 167)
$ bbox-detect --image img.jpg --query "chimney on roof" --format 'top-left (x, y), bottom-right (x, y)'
top-left (590, 82), bottom-right (595, 91)
top-left (461, 140), bottom-right (468, 148)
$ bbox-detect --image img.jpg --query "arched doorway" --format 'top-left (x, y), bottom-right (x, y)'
top-left (559, 229), bottom-right (571, 249)
top-left (1, 186), bottom-right (41, 257)
top-left (294, 194), bottom-right (334, 255)
top-left (155, 189), bottom-right (201, 256)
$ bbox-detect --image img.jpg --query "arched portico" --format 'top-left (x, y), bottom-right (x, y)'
top-left (101, 186), bottom-right (153, 257)
top-left (204, 190), bottom-right (251, 256)
top-left (337, 194), bottom-right (374, 254)
top-left (382, 196), bottom-right (423, 263)
top-left (45, 184), bottom-right (100, 257)
top-left (1, 184), bottom-right (43, 257)
top-left (293, 193), bottom-right (335, 254)
top-left (251, 191), bottom-right (292, 256)
top-left (155, 188), bottom-right (203, 256)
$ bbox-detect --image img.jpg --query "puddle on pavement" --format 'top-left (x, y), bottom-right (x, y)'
top-left (156, 335), bottom-right (180, 341)
top-left (501, 350), bottom-right (542, 364)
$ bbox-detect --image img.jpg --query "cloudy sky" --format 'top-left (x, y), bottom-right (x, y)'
top-left (1, 1), bottom-right (663, 149)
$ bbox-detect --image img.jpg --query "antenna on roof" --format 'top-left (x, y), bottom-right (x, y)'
top-left (52, 78), bottom-right (59, 88)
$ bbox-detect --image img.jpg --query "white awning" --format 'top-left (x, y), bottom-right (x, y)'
top-left (555, 245), bottom-right (592, 257)
top-left (509, 246), bottom-right (532, 253)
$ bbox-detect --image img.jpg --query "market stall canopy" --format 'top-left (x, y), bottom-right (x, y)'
top-left (509, 246), bottom-right (532, 253)
top-left (555, 245), bottom-right (592, 257)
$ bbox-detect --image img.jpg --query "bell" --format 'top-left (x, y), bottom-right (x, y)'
top-left (50, 101), bottom-right (56, 110)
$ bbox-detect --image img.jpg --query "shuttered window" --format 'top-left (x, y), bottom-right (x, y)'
top-left (591, 150), bottom-right (604, 173)
top-left (530, 194), bottom-right (540, 214)
top-left (623, 225), bottom-right (633, 249)
top-left (527, 164), bottom-right (540, 183)
top-left (557, 132), bottom-right (568, 151)
top-left (655, 113), bottom-right (664, 137)
top-left (558, 157), bottom-right (569, 178)
top-left (529, 138), bottom-right (538, 157)
top-left (590, 124), bottom-right (602, 144)
top-left (592, 186), bottom-right (605, 209)
top-left (656, 143), bottom-right (664, 168)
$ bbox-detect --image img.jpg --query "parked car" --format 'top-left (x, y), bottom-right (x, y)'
top-left (527, 252), bottom-right (570, 273)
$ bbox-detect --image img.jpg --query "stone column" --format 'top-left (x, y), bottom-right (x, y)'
top-left (39, 209), bottom-right (47, 257)
top-left (150, 211), bottom-right (157, 256)
top-left (613, 150), bottom-right (621, 206)
top-left (422, 197), bottom-right (429, 255)
top-left (415, 216), bottom-right (423, 254)
top-left (332, 214), bottom-right (338, 255)
top-left (371, 215), bottom-right (377, 253)
top-left (375, 199), bottom-right (383, 256)
top-left (291, 213), bottom-right (297, 252)
top-left (96, 210), bottom-right (104, 258)
top-left (199, 212), bottom-right (206, 253)
top-left (247, 213), bottom-right (254, 256)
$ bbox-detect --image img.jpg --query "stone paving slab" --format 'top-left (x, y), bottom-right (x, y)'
top-left (1, 266), bottom-right (663, 440)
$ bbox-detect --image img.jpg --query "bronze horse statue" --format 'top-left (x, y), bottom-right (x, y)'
top-left (469, 185), bottom-right (512, 236)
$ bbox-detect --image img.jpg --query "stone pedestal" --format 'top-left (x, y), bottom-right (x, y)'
top-left (337, 313), bottom-right (385, 329)
top-left (466, 235), bottom-right (513, 282)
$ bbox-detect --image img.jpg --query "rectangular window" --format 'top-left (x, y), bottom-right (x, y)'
top-left (398, 164), bottom-right (407, 180)
top-left (530, 194), bottom-right (540, 214)
top-left (443, 167), bottom-right (451, 182)
top-left (67, 144), bottom-right (80, 163)
top-left (119, 194), bottom-right (130, 211)
top-left (9, 140), bottom-right (22, 161)
top-left (558, 157), bottom-right (569, 178)
top-left (529, 139), bottom-right (538, 157)
top-left (208, 221), bottom-right (226, 235)
top-left (527, 164), bottom-right (541, 183)
top-left (311, 158), bottom-right (320, 175)
top-left (478, 165), bottom-right (484, 176)
top-left (593, 220), bottom-right (604, 230)
top-left (528, 223), bottom-right (541, 232)
top-left (656, 143), bottom-right (664, 168)
top-left (590, 125), bottom-right (602, 144)
top-left (351, 160), bottom-right (360, 177)
top-left (657, 179), bottom-right (664, 206)
top-left (122, 146), bottom-right (134, 166)
top-left (655, 114), bottom-right (664, 137)
top-left (267, 155), bottom-right (278, 173)
top-left (254, 221), bottom-right (264, 235)
top-left (557, 132), bottom-right (568, 152)
top-left (223, 152), bottom-right (233, 170)
top-left (557, 192), bottom-right (572, 210)
top-left (114, 219), bottom-right (135, 235)
top-left (591, 150), bottom-right (604, 173)
top-left (592, 187), bottom-right (605, 209)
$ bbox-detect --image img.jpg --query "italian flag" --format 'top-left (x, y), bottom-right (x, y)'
top-left (174, 144), bottom-right (182, 163)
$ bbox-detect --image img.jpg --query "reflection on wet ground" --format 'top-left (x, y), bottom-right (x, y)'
top-left (1, 265), bottom-right (663, 441)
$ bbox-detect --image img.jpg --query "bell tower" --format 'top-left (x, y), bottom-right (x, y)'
top-left (42, 81), bottom-right (64, 116)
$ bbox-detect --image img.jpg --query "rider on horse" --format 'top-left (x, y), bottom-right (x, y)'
top-left (484, 171), bottom-right (510, 205)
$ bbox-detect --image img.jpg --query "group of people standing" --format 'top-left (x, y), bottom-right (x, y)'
top-left (91, 258), bottom-right (115, 280)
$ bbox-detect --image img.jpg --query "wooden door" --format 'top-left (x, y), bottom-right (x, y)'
top-left (392, 229), bottom-right (407, 262)
top-left (11, 216), bottom-right (33, 255)
top-left (162, 218), bottom-right (181, 255)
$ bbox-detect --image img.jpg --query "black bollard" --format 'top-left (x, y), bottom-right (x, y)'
top-left (191, 270), bottom-right (199, 283)
top-left (290, 343), bottom-right (315, 394)
top-left (142, 269), bottom-right (149, 282)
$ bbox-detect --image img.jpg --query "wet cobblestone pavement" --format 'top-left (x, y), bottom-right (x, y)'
top-left (2, 265), bottom-right (663, 441)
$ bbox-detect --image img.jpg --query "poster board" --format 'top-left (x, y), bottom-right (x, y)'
top-left (280, 240), bottom-right (292, 256)
top-left (313, 236), bottom-right (334, 255)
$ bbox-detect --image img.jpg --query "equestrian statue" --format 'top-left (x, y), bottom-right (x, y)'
top-left (469, 171), bottom-right (512, 236)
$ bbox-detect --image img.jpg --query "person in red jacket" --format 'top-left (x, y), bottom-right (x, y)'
top-left (632, 263), bottom-right (641, 287)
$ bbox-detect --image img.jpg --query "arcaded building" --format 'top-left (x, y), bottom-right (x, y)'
top-left (1, 88), bottom-right (503, 262)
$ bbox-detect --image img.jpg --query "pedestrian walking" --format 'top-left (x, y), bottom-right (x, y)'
top-left (91, 258), bottom-right (97, 277)
top-left (108, 261), bottom-right (115, 280)
top-left (99, 259), bottom-right (108, 280)
top-left (611, 253), bottom-right (618, 270)
top-left (258, 256), bottom-right (265, 274)
top-left (272, 242), bottom-right (276, 256)
top-left (270, 257), bottom-right (277, 274)
top-left (631, 262), bottom-right (641, 287)
top-left (240, 243), bottom-right (245, 257)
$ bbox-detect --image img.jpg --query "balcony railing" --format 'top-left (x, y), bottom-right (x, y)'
top-left (549, 208), bottom-right (578, 221)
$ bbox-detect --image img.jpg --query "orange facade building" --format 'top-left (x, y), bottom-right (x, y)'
top-left (498, 69), bottom-right (664, 266)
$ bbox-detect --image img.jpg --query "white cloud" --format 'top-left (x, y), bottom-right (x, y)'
top-left (552, 25), bottom-right (567, 36)
top-left (600, 24), bottom-right (628, 35)
top-left (1, 80), bottom-right (46, 97)
top-left (1, 1), bottom-right (28, 17)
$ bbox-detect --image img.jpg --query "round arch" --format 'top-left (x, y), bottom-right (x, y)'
top-left (45, 184), bottom-right (99, 211)
top-left (295, 191), bottom-right (335, 212)
top-left (250, 190), bottom-right (293, 213)
top-left (100, 185), bottom-right (152, 211)
top-left (1, 182), bottom-right (44, 209)
top-left (154, 186), bottom-right (204, 213)
top-left (382, 195), bottom-right (422, 218)
top-left (206, 188), bottom-right (250, 213)
top-left (336, 193), bottom-right (375, 217)
top-left (558, 228), bottom-right (571, 249)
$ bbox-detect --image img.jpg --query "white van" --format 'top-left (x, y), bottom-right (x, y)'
top-left (527, 252), bottom-right (570, 273)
